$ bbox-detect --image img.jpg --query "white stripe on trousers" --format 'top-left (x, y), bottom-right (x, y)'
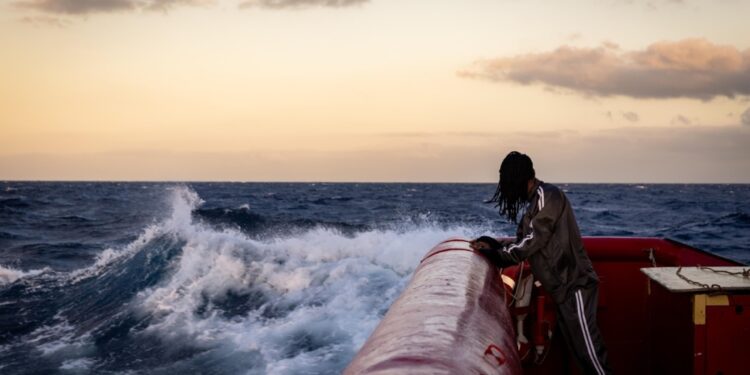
top-left (575, 290), bottom-right (605, 375)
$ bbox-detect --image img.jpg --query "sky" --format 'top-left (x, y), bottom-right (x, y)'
top-left (1, 0), bottom-right (749, 182)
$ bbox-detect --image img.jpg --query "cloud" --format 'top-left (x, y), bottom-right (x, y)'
top-left (671, 115), bottom-right (692, 125)
top-left (19, 15), bottom-right (71, 27)
top-left (603, 110), bottom-right (639, 122)
top-left (616, 0), bottom-right (686, 3)
top-left (14, 0), bottom-right (361, 15)
top-left (742, 107), bottom-right (750, 126)
top-left (460, 38), bottom-right (750, 100)
top-left (14, 0), bottom-right (137, 14)
top-left (565, 32), bottom-right (582, 42)
top-left (622, 111), bottom-right (639, 122)
top-left (615, 0), bottom-right (688, 9)
top-left (239, 0), bottom-right (368, 9)
top-left (144, 0), bottom-right (212, 12)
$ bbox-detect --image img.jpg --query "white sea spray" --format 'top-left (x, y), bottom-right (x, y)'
top-left (1, 185), bottom-right (501, 374)
top-left (0, 265), bottom-right (50, 285)
top-left (129, 186), bottom-right (487, 374)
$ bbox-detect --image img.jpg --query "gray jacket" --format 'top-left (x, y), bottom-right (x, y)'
top-left (487, 180), bottom-right (599, 304)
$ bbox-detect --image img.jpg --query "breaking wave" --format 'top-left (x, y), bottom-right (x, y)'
top-left (0, 186), bottom-right (486, 374)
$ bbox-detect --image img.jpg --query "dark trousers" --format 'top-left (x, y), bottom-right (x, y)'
top-left (556, 285), bottom-right (612, 375)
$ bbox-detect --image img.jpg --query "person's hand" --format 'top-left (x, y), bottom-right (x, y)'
top-left (470, 238), bottom-right (506, 267)
top-left (469, 239), bottom-right (491, 251)
top-left (470, 236), bottom-right (502, 251)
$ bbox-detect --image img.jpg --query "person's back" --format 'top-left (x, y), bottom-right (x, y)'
top-left (520, 180), bottom-right (598, 304)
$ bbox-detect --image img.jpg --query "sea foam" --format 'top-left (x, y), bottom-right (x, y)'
top-left (0, 265), bottom-right (49, 285)
top-left (129, 186), bottom-right (485, 374)
top-left (0, 185), bottom-right (495, 374)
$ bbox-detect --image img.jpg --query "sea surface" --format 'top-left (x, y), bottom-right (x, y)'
top-left (1, 182), bottom-right (748, 374)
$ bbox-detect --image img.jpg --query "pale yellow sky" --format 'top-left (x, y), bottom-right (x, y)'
top-left (1, 0), bottom-right (749, 182)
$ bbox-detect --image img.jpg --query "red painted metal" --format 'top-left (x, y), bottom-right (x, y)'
top-left (344, 238), bottom-right (522, 375)
top-left (346, 237), bottom-right (749, 375)
top-left (525, 237), bottom-right (747, 375)
top-left (703, 294), bottom-right (750, 375)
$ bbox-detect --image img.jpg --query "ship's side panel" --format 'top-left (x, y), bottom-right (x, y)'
top-left (648, 282), bottom-right (693, 375)
top-left (704, 295), bottom-right (750, 375)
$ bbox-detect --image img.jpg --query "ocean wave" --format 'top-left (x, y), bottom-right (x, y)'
top-left (0, 231), bottom-right (24, 240)
top-left (0, 198), bottom-right (31, 209)
top-left (59, 215), bottom-right (93, 223)
top-left (592, 210), bottom-right (622, 221)
top-left (194, 207), bottom-right (269, 233)
top-left (656, 211), bottom-right (750, 235)
top-left (194, 206), bottom-right (369, 236)
top-left (0, 186), bottom-right (493, 374)
top-left (129, 187), bottom-right (483, 374)
top-left (309, 196), bottom-right (354, 204)
top-left (0, 265), bottom-right (51, 285)
top-left (712, 211), bottom-right (750, 226)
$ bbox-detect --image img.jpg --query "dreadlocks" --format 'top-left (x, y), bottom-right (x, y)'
top-left (486, 151), bottom-right (536, 223)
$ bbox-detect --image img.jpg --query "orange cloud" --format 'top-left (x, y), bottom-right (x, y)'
top-left (19, 15), bottom-right (71, 27)
top-left (460, 39), bottom-right (750, 100)
top-left (14, 0), bottom-right (138, 14)
top-left (742, 107), bottom-right (750, 126)
top-left (14, 0), bottom-right (367, 14)
top-left (239, 0), bottom-right (368, 9)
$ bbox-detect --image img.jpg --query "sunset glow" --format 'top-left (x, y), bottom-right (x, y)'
top-left (2, 0), bottom-right (749, 182)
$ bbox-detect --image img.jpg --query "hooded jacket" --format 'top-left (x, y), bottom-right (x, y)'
top-left (483, 180), bottom-right (599, 304)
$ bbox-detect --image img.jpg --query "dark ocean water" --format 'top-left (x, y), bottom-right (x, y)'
top-left (0, 182), bottom-right (748, 374)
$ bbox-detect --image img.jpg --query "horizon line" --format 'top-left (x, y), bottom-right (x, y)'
top-left (3, 179), bottom-right (749, 185)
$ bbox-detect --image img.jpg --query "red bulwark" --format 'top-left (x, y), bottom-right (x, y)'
top-left (531, 238), bottom-right (748, 375)
top-left (346, 237), bottom-right (749, 375)
top-left (344, 238), bottom-right (522, 375)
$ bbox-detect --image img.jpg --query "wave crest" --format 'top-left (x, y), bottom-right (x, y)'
top-left (0, 186), bottom-right (492, 374)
